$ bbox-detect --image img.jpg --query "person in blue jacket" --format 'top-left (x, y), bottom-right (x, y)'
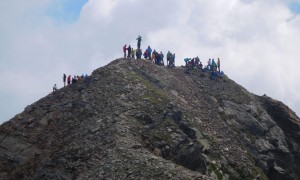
top-left (147, 46), bottom-right (152, 60)
top-left (211, 59), bottom-right (216, 70)
top-left (184, 58), bottom-right (191, 66)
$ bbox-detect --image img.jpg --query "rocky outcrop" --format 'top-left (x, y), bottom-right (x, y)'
top-left (0, 58), bottom-right (299, 179)
top-left (260, 96), bottom-right (300, 179)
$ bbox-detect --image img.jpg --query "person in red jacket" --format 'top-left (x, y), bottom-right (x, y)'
top-left (123, 44), bottom-right (127, 58)
top-left (67, 75), bottom-right (71, 85)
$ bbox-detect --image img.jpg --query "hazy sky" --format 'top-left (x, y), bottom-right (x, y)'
top-left (1, 0), bottom-right (300, 123)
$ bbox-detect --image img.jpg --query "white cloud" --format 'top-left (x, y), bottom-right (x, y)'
top-left (0, 0), bottom-right (300, 123)
top-left (80, 0), bottom-right (118, 22)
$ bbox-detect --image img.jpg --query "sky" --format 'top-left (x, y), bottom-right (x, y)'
top-left (1, 0), bottom-right (300, 123)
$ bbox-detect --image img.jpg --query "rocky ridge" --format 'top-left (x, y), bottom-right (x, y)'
top-left (0, 58), bottom-right (300, 179)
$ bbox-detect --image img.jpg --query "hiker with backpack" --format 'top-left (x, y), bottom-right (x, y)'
top-left (63, 74), bottom-right (66, 87)
top-left (123, 44), bottom-right (127, 58)
top-left (137, 35), bottom-right (142, 49)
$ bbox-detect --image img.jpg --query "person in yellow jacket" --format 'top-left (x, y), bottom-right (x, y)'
top-left (151, 50), bottom-right (156, 62)
top-left (132, 48), bottom-right (136, 59)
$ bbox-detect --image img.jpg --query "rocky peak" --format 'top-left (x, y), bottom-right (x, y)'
top-left (0, 58), bottom-right (300, 180)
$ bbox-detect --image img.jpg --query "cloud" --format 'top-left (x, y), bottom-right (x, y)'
top-left (0, 0), bottom-right (300, 123)
top-left (80, 0), bottom-right (118, 22)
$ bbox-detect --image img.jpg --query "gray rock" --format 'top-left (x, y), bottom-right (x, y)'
top-left (39, 117), bottom-right (48, 127)
top-left (210, 96), bottom-right (218, 104)
top-left (220, 156), bottom-right (228, 165)
top-left (223, 101), bottom-right (268, 135)
top-left (25, 105), bottom-right (34, 113)
top-left (176, 142), bottom-right (207, 172)
top-left (0, 137), bottom-right (41, 169)
top-left (131, 144), bottom-right (143, 149)
top-left (254, 138), bottom-right (274, 153)
top-left (91, 126), bottom-right (100, 133)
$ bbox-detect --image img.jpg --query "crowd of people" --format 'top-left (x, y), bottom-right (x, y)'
top-left (184, 57), bottom-right (225, 80)
top-left (123, 36), bottom-right (176, 67)
top-left (55, 36), bottom-right (225, 92)
top-left (64, 74), bottom-right (89, 86)
top-left (53, 74), bottom-right (89, 92)
top-left (184, 57), bottom-right (220, 71)
top-left (122, 35), bottom-right (224, 80)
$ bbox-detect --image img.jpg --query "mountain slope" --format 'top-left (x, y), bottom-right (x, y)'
top-left (0, 58), bottom-right (299, 180)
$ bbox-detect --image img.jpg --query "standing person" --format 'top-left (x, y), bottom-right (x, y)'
top-left (167, 51), bottom-right (172, 66)
top-left (67, 75), bottom-right (71, 85)
top-left (200, 62), bottom-right (203, 70)
top-left (143, 50), bottom-right (148, 59)
top-left (137, 35), bottom-right (142, 49)
top-left (217, 58), bottom-right (221, 72)
top-left (191, 58), bottom-right (195, 68)
top-left (127, 45), bottom-right (132, 58)
top-left (132, 48), bottom-right (136, 59)
top-left (195, 56), bottom-right (200, 67)
top-left (136, 48), bottom-right (142, 59)
top-left (78, 75), bottom-right (82, 81)
top-left (152, 49), bottom-right (156, 61)
top-left (147, 46), bottom-right (152, 60)
top-left (123, 44), bottom-right (127, 58)
top-left (160, 51), bottom-right (164, 66)
top-left (53, 84), bottom-right (57, 92)
top-left (172, 53), bottom-right (176, 66)
top-left (63, 74), bottom-right (66, 87)
top-left (72, 75), bottom-right (78, 84)
top-left (212, 59), bottom-right (216, 70)
top-left (207, 59), bottom-right (211, 70)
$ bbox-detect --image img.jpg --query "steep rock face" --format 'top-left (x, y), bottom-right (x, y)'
top-left (259, 96), bottom-right (300, 180)
top-left (0, 58), bottom-right (299, 180)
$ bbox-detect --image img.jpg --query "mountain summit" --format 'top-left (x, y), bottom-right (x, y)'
top-left (1, 59), bottom-right (300, 179)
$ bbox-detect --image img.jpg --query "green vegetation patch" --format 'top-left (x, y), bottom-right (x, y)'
top-left (208, 163), bottom-right (223, 180)
top-left (143, 127), bottom-right (173, 147)
top-left (127, 71), bottom-right (169, 109)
